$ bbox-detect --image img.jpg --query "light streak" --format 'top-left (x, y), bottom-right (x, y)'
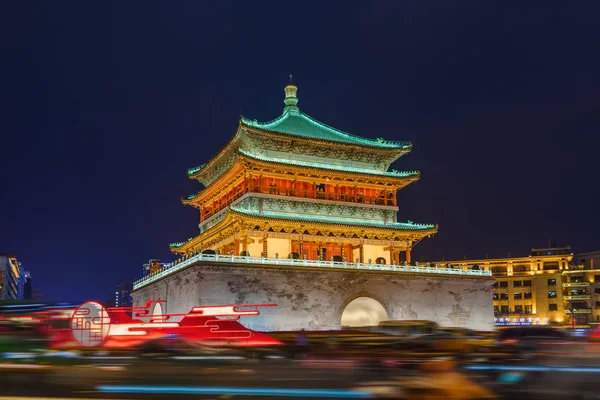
top-left (466, 365), bottom-right (600, 373)
top-left (96, 385), bottom-right (374, 398)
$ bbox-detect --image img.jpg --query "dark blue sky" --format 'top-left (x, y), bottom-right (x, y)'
top-left (1, 1), bottom-right (599, 302)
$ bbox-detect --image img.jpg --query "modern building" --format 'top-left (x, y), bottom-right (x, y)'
top-left (24, 271), bottom-right (32, 300)
top-left (567, 250), bottom-right (600, 327)
top-left (577, 251), bottom-right (600, 270)
top-left (436, 246), bottom-right (600, 328)
top-left (114, 279), bottom-right (133, 308)
top-left (132, 82), bottom-right (494, 331)
top-left (0, 253), bottom-right (26, 301)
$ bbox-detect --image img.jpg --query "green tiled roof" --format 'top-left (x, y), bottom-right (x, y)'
top-left (184, 191), bottom-right (202, 201)
top-left (170, 238), bottom-right (193, 248)
top-left (241, 111), bottom-right (410, 149)
top-left (230, 205), bottom-right (436, 231)
top-left (187, 164), bottom-right (205, 176)
top-left (239, 149), bottom-right (418, 178)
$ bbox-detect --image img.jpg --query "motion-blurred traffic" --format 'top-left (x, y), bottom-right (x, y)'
top-left (2, 301), bottom-right (600, 399)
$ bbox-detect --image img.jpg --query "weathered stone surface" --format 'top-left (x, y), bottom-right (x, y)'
top-left (132, 263), bottom-right (494, 331)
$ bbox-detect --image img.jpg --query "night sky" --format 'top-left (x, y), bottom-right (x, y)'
top-left (1, 2), bottom-right (599, 303)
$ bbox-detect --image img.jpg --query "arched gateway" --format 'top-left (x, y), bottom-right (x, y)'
top-left (341, 296), bottom-right (389, 328)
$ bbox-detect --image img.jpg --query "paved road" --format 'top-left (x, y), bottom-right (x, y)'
top-left (2, 356), bottom-right (600, 399)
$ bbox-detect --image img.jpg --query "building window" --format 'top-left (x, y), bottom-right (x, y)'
top-left (549, 303), bottom-right (558, 311)
top-left (501, 306), bottom-right (509, 314)
top-left (548, 291), bottom-right (557, 299)
top-left (514, 265), bottom-right (528, 272)
top-left (595, 275), bottom-right (600, 283)
top-left (523, 280), bottom-right (532, 287)
top-left (595, 288), bottom-right (600, 295)
top-left (493, 306), bottom-right (499, 315)
top-left (513, 281), bottom-right (522, 287)
top-left (525, 305), bottom-right (532, 314)
top-left (493, 281), bottom-right (498, 288)
top-left (572, 275), bottom-right (584, 283)
top-left (547, 279), bottom-right (556, 286)
top-left (596, 301), bottom-right (600, 308)
top-left (500, 293), bottom-right (509, 300)
top-left (492, 293), bottom-right (499, 300)
top-left (515, 305), bottom-right (523, 314)
top-left (499, 281), bottom-right (508, 288)
top-left (514, 293), bottom-right (522, 300)
top-left (524, 292), bottom-right (532, 299)
top-left (543, 262), bottom-right (559, 270)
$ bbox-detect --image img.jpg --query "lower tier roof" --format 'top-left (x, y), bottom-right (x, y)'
top-left (170, 206), bottom-right (437, 253)
top-left (230, 205), bottom-right (435, 231)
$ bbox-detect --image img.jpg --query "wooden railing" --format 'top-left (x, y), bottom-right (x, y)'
top-left (202, 185), bottom-right (396, 220)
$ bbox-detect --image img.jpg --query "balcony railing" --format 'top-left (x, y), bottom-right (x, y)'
top-left (565, 308), bottom-right (593, 314)
top-left (563, 282), bottom-right (590, 288)
top-left (201, 185), bottom-right (397, 221)
top-left (133, 253), bottom-right (492, 290)
top-left (564, 294), bottom-right (591, 300)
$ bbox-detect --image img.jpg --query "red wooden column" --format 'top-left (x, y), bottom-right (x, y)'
top-left (234, 238), bottom-right (240, 256)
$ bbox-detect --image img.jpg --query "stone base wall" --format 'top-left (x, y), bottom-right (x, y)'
top-left (132, 263), bottom-right (495, 331)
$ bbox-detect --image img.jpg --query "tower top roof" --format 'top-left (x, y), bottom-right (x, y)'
top-left (241, 82), bottom-right (409, 149)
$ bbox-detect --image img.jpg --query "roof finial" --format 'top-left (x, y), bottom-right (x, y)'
top-left (283, 77), bottom-right (299, 114)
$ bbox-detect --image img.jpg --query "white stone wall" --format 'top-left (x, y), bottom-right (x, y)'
top-left (133, 263), bottom-right (495, 332)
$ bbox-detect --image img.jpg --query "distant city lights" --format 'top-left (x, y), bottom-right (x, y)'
top-left (494, 316), bottom-right (549, 326)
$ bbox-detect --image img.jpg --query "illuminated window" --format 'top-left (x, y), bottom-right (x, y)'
top-left (515, 305), bottom-right (523, 314)
top-left (525, 305), bottom-right (532, 314)
top-left (514, 293), bottom-right (522, 300)
top-left (547, 279), bottom-right (556, 286)
top-left (548, 291), bottom-right (557, 299)
top-left (549, 304), bottom-right (558, 311)
top-left (543, 262), bottom-right (559, 270)
top-left (500, 293), bottom-right (508, 300)
top-left (524, 292), bottom-right (532, 299)
top-left (493, 293), bottom-right (499, 300)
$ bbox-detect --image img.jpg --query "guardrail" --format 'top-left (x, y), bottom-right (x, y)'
top-left (564, 295), bottom-right (591, 300)
top-left (563, 282), bottom-right (591, 287)
top-left (565, 308), bottom-right (593, 314)
top-left (134, 253), bottom-right (492, 290)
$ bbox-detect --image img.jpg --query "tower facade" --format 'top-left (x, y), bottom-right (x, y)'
top-left (132, 84), bottom-right (493, 332)
top-left (172, 83), bottom-right (437, 264)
